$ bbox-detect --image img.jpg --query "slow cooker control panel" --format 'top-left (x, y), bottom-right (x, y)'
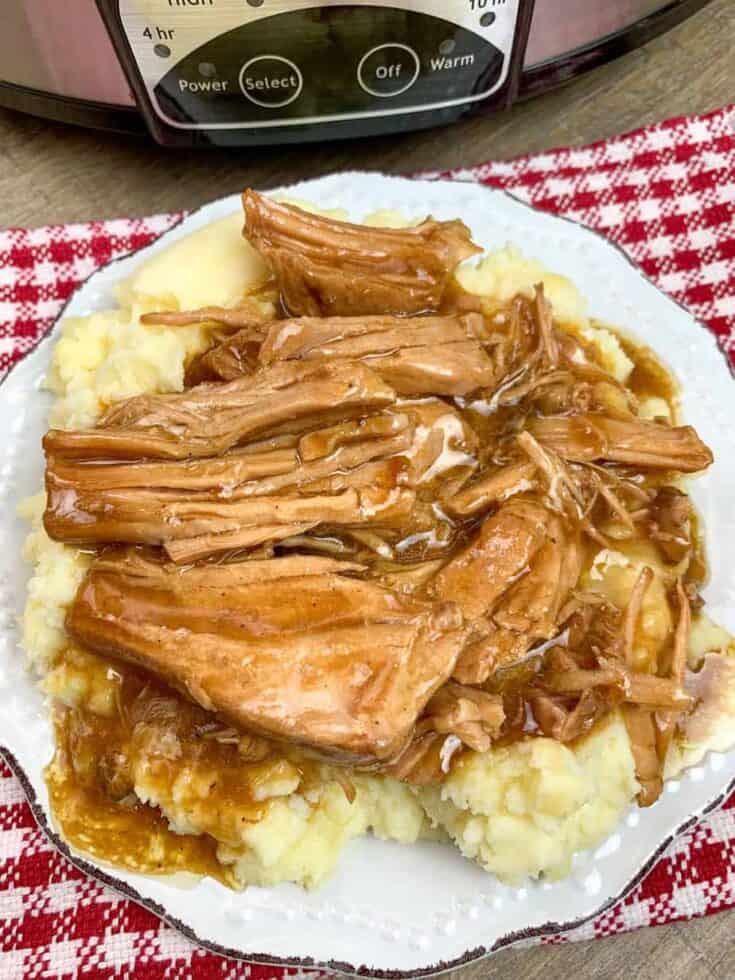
top-left (112, 0), bottom-right (524, 132)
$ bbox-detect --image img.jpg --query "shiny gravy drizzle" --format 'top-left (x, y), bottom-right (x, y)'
top-left (45, 311), bottom-right (715, 884)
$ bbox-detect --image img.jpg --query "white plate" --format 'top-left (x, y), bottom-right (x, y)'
top-left (2, 173), bottom-right (735, 977)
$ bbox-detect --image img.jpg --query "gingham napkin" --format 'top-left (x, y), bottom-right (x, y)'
top-left (1, 105), bottom-right (734, 978)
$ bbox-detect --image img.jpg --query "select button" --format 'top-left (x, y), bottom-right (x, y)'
top-left (358, 43), bottom-right (420, 98)
top-left (239, 55), bottom-right (303, 108)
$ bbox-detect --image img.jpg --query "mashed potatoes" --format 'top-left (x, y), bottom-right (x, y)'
top-left (21, 204), bottom-right (735, 891)
top-left (45, 308), bottom-right (205, 431)
top-left (19, 493), bottom-right (91, 674)
top-left (421, 714), bottom-right (637, 883)
top-left (457, 245), bottom-right (589, 329)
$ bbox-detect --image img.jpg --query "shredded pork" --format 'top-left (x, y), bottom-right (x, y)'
top-left (241, 191), bottom-right (481, 316)
top-left (65, 549), bottom-right (468, 764)
top-left (45, 188), bottom-right (716, 805)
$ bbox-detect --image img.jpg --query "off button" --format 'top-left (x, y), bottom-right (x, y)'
top-left (239, 55), bottom-right (303, 108)
top-left (358, 44), bottom-right (420, 98)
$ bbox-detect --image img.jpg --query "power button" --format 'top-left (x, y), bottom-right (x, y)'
top-left (358, 44), bottom-right (421, 98)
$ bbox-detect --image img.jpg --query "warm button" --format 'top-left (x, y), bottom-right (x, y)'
top-left (358, 44), bottom-right (420, 98)
top-left (239, 55), bottom-right (303, 108)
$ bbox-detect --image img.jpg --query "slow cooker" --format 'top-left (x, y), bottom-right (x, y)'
top-left (0, 1), bottom-right (713, 147)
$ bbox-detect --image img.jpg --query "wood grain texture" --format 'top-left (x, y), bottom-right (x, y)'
top-left (0, 0), bottom-right (734, 976)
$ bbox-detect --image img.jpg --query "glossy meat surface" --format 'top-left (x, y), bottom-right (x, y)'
top-left (529, 414), bottom-right (713, 471)
top-left (42, 192), bottom-right (717, 808)
top-left (44, 360), bottom-right (396, 461)
top-left (242, 191), bottom-right (480, 316)
top-left (65, 550), bottom-right (467, 763)
top-left (190, 312), bottom-right (499, 396)
top-left (44, 398), bottom-right (478, 560)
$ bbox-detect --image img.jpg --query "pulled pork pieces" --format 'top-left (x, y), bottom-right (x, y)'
top-left (65, 549), bottom-right (468, 764)
top-left (242, 190), bottom-right (480, 316)
top-left (431, 498), bottom-right (583, 687)
top-left (649, 487), bottom-right (693, 564)
top-left (140, 300), bottom-right (270, 331)
top-left (190, 312), bottom-right (499, 397)
top-left (44, 360), bottom-right (395, 462)
top-left (387, 683), bottom-right (505, 784)
top-left (48, 190), bottom-right (716, 806)
top-left (44, 395), bottom-right (479, 561)
top-left (529, 414), bottom-right (713, 472)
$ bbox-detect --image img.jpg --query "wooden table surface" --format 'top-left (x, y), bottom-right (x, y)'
top-left (1, 0), bottom-right (733, 976)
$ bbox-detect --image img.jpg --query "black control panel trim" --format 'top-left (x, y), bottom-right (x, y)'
top-left (95, 0), bottom-right (535, 145)
top-left (149, 7), bottom-right (516, 132)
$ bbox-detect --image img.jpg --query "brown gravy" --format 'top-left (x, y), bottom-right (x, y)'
top-left (44, 314), bottom-right (716, 885)
top-left (48, 712), bottom-right (231, 884)
top-left (46, 653), bottom-right (326, 884)
top-left (615, 331), bottom-right (679, 408)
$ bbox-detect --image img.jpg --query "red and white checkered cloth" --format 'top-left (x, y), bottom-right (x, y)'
top-left (1, 105), bottom-right (734, 978)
